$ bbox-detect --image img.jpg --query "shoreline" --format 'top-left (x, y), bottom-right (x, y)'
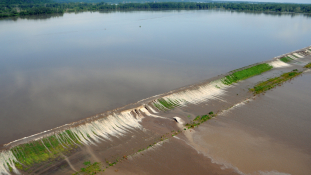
top-left (1, 2), bottom-right (311, 19)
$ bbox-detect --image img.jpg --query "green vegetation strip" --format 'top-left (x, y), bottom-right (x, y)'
top-left (72, 161), bottom-right (102, 175)
top-left (250, 70), bottom-right (302, 94)
top-left (184, 111), bottom-right (215, 129)
top-left (153, 98), bottom-right (184, 111)
top-left (304, 63), bottom-right (311, 68)
top-left (221, 63), bottom-right (273, 85)
top-left (280, 56), bottom-right (293, 63)
top-left (10, 130), bottom-right (82, 171)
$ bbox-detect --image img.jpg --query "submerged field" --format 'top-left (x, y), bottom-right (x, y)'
top-left (1, 46), bottom-right (311, 175)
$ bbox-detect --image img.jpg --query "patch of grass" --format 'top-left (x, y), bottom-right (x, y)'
top-left (221, 63), bottom-right (273, 85)
top-left (304, 62), bottom-right (311, 68)
top-left (185, 112), bottom-right (215, 129)
top-left (280, 56), bottom-right (293, 63)
top-left (250, 70), bottom-right (302, 94)
top-left (11, 130), bottom-right (82, 169)
top-left (153, 98), bottom-right (184, 111)
top-left (106, 160), bottom-right (117, 167)
top-left (72, 161), bottom-right (103, 175)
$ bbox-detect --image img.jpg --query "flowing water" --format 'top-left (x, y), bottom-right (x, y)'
top-left (192, 70), bottom-right (311, 175)
top-left (0, 10), bottom-right (311, 174)
top-left (1, 10), bottom-right (311, 150)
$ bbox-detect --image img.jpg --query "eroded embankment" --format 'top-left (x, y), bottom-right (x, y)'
top-left (0, 46), bottom-right (311, 175)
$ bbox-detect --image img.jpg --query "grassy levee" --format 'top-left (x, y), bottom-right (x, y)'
top-left (221, 63), bottom-right (273, 85)
top-left (280, 56), bottom-right (294, 63)
top-left (185, 112), bottom-right (215, 129)
top-left (10, 130), bottom-right (82, 171)
top-left (153, 98), bottom-right (184, 111)
top-left (250, 70), bottom-right (302, 94)
top-left (304, 63), bottom-right (311, 68)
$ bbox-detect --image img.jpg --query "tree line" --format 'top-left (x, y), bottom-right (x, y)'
top-left (1, 2), bottom-right (311, 18)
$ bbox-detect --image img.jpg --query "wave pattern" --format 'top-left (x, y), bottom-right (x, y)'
top-left (151, 80), bottom-right (228, 111)
top-left (0, 48), bottom-right (309, 175)
top-left (0, 111), bottom-right (142, 175)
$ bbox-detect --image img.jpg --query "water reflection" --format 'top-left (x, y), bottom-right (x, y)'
top-left (3, 10), bottom-right (311, 21)
top-left (0, 10), bottom-right (311, 145)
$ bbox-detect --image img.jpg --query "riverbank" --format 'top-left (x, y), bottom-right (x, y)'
top-left (1, 46), bottom-right (311, 175)
top-left (1, 2), bottom-right (311, 18)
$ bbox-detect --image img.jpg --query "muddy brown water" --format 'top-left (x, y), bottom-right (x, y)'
top-left (20, 55), bottom-right (310, 175)
top-left (1, 56), bottom-right (308, 175)
top-left (1, 10), bottom-right (311, 145)
top-left (1, 9), bottom-right (311, 175)
top-left (191, 72), bottom-right (311, 175)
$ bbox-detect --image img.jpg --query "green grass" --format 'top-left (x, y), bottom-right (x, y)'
top-left (221, 63), bottom-right (273, 85)
top-left (280, 56), bottom-right (294, 63)
top-left (11, 130), bottom-right (82, 170)
top-left (304, 62), bottom-right (311, 68)
top-left (250, 70), bottom-right (302, 94)
top-left (185, 112), bottom-right (215, 129)
top-left (72, 161), bottom-right (103, 175)
top-left (153, 98), bottom-right (185, 111)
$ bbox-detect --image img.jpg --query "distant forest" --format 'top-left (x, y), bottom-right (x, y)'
top-left (1, 0), bottom-right (311, 18)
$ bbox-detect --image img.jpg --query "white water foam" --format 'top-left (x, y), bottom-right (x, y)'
top-left (152, 59), bottom-right (291, 110)
top-left (293, 53), bottom-right (303, 58)
top-left (269, 60), bottom-right (291, 68)
top-left (146, 105), bottom-right (158, 113)
top-left (140, 108), bottom-right (166, 119)
top-left (288, 55), bottom-right (297, 60)
top-left (152, 80), bottom-right (228, 109)
top-left (69, 111), bottom-right (142, 145)
top-left (0, 150), bottom-right (19, 175)
top-left (218, 98), bottom-right (253, 116)
top-left (0, 110), bottom-right (142, 174)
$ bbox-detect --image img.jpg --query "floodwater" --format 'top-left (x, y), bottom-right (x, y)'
top-left (1, 10), bottom-right (311, 145)
top-left (193, 71), bottom-right (311, 175)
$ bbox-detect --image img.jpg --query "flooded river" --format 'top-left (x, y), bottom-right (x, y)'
top-left (193, 71), bottom-right (311, 175)
top-left (1, 10), bottom-right (311, 145)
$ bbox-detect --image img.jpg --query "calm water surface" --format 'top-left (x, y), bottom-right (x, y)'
top-left (0, 10), bottom-right (311, 145)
